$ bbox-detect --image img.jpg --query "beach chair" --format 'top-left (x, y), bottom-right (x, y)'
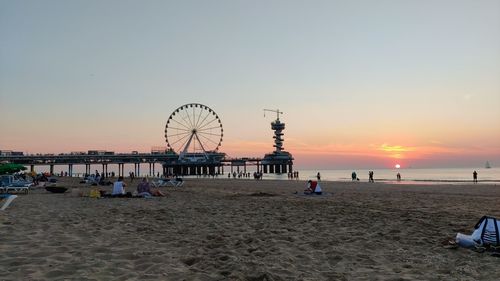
top-left (167, 178), bottom-right (184, 187)
top-left (151, 179), bottom-right (168, 188)
top-left (5, 185), bottom-right (30, 194)
top-left (152, 178), bottom-right (184, 187)
top-left (1, 175), bottom-right (13, 190)
top-left (1, 175), bottom-right (31, 194)
top-left (0, 194), bottom-right (18, 211)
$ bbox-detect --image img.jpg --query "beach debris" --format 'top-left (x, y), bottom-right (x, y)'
top-left (249, 192), bottom-right (276, 197)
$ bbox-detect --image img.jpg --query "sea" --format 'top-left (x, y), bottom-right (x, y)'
top-left (268, 168), bottom-right (500, 185)
top-left (47, 164), bottom-right (500, 185)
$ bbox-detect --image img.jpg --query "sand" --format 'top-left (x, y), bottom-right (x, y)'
top-left (1, 177), bottom-right (500, 280)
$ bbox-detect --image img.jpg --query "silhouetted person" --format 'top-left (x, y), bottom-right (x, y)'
top-left (317, 172), bottom-right (321, 181)
top-left (369, 171), bottom-right (374, 183)
top-left (473, 170), bottom-right (478, 183)
top-left (397, 172), bottom-right (401, 181)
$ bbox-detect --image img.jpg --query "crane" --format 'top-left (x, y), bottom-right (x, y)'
top-left (263, 109), bottom-right (283, 121)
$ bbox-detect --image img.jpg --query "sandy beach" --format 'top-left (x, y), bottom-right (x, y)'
top-left (1, 178), bottom-right (500, 280)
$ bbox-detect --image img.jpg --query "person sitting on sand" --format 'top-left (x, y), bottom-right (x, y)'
top-left (304, 180), bottom-right (322, 195)
top-left (112, 176), bottom-right (126, 196)
top-left (136, 178), bottom-right (165, 197)
top-left (137, 178), bottom-right (151, 197)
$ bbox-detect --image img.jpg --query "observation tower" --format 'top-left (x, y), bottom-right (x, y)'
top-left (261, 109), bottom-right (294, 174)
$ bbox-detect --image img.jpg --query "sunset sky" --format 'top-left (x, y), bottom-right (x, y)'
top-left (1, 0), bottom-right (499, 169)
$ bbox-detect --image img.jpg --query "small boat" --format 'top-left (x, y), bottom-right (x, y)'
top-left (45, 186), bottom-right (68, 193)
top-left (485, 161), bottom-right (492, 169)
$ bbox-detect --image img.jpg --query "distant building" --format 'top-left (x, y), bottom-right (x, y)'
top-left (88, 150), bottom-right (113, 155)
top-left (0, 150), bottom-right (12, 156)
top-left (0, 150), bottom-right (24, 156)
top-left (151, 146), bottom-right (167, 154)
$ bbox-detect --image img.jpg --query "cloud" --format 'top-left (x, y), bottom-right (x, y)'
top-left (378, 144), bottom-right (416, 153)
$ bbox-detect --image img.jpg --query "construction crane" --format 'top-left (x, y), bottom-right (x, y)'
top-left (263, 109), bottom-right (283, 121)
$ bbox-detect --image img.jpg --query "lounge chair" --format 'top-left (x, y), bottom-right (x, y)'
top-left (169, 178), bottom-right (184, 187)
top-left (152, 178), bottom-right (184, 187)
top-left (0, 175), bottom-right (31, 194)
top-left (0, 194), bottom-right (18, 211)
top-left (5, 186), bottom-right (30, 194)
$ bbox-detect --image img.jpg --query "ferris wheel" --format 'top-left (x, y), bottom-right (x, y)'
top-left (165, 103), bottom-right (223, 157)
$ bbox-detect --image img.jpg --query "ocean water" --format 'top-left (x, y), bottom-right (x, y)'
top-left (265, 167), bottom-right (500, 184)
top-left (44, 164), bottom-right (500, 184)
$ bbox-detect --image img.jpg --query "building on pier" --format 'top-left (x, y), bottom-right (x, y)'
top-left (261, 109), bottom-right (294, 174)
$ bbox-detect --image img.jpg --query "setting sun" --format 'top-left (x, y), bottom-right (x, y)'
top-left (395, 164), bottom-right (401, 169)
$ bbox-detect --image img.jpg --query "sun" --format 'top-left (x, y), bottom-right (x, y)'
top-left (395, 164), bottom-right (401, 169)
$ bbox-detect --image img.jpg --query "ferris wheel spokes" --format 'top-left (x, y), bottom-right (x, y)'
top-left (165, 103), bottom-right (223, 159)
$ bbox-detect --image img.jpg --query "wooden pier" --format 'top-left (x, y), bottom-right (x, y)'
top-left (0, 153), bottom-right (291, 177)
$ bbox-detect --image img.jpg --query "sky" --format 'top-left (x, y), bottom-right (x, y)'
top-left (1, 0), bottom-right (499, 169)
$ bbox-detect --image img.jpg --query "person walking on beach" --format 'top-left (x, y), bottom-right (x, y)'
top-left (351, 171), bottom-right (358, 181)
top-left (369, 171), bottom-right (374, 182)
top-left (473, 170), bottom-right (478, 183)
top-left (317, 172), bottom-right (321, 181)
top-left (397, 172), bottom-right (401, 181)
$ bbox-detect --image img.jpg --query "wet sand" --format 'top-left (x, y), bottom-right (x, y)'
top-left (1, 178), bottom-right (500, 280)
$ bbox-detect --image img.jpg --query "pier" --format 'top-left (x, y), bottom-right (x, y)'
top-left (0, 153), bottom-right (277, 177)
top-left (0, 103), bottom-right (294, 177)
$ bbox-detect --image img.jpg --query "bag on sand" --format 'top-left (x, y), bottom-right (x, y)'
top-left (456, 216), bottom-right (500, 249)
top-left (89, 188), bottom-right (101, 198)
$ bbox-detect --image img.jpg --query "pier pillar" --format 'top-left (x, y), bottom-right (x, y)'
top-left (50, 165), bottom-right (54, 175)
top-left (69, 164), bottom-right (73, 177)
top-left (152, 163), bottom-right (155, 176)
top-left (102, 164), bottom-right (105, 175)
top-left (105, 164), bottom-right (108, 177)
top-left (244, 163), bottom-right (246, 174)
top-left (263, 165), bottom-right (268, 174)
top-left (149, 163), bottom-right (152, 176)
top-left (117, 163), bottom-right (124, 177)
top-left (137, 163), bottom-right (140, 177)
top-left (30, 165), bottom-right (34, 173)
top-left (282, 164), bottom-right (287, 174)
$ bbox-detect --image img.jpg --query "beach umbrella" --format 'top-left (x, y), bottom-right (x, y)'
top-left (0, 163), bottom-right (27, 175)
